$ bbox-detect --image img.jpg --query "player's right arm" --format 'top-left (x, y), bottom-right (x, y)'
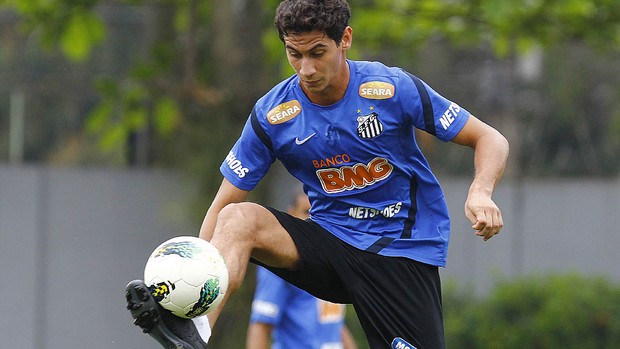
top-left (199, 178), bottom-right (250, 241)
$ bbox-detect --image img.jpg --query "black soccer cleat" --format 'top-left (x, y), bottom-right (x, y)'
top-left (125, 280), bottom-right (208, 349)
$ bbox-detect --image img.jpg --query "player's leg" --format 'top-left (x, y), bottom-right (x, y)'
top-left (256, 215), bottom-right (445, 348)
top-left (258, 218), bottom-right (445, 348)
top-left (205, 202), bottom-right (301, 328)
top-left (126, 202), bottom-right (299, 348)
top-left (125, 280), bottom-right (210, 349)
top-left (249, 207), bottom-right (351, 304)
top-left (347, 255), bottom-right (445, 349)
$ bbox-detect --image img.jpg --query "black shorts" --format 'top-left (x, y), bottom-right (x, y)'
top-left (253, 206), bottom-right (445, 349)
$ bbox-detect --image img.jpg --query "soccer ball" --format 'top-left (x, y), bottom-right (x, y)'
top-left (143, 236), bottom-right (229, 319)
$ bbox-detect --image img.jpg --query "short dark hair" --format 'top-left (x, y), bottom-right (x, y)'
top-left (274, 0), bottom-right (351, 45)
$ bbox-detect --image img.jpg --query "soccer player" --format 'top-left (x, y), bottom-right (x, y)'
top-left (126, 0), bottom-right (509, 348)
top-left (246, 190), bottom-right (357, 349)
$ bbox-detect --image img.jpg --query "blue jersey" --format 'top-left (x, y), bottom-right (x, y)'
top-left (220, 60), bottom-right (470, 267)
top-left (250, 266), bottom-right (346, 349)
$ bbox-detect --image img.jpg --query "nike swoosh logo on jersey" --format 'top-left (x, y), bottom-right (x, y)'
top-left (295, 133), bottom-right (316, 145)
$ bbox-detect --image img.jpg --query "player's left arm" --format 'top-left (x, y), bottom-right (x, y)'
top-left (246, 322), bottom-right (273, 349)
top-left (451, 115), bottom-right (509, 241)
top-left (341, 325), bottom-right (358, 349)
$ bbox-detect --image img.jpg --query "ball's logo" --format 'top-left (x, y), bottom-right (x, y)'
top-left (154, 241), bottom-right (202, 259)
top-left (185, 278), bottom-right (221, 318)
top-left (149, 282), bottom-right (173, 302)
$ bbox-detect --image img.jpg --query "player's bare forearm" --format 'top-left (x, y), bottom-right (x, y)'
top-left (199, 207), bottom-right (220, 241)
top-left (467, 128), bottom-right (508, 240)
top-left (452, 115), bottom-right (509, 241)
top-left (469, 127), bottom-right (509, 196)
top-left (245, 322), bottom-right (272, 349)
top-left (199, 178), bottom-right (250, 241)
top-left (341, 325), bottom-right (359, 349)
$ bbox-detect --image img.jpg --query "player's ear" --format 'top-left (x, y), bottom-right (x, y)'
top-left (340, 26), bottom-right (352, 51)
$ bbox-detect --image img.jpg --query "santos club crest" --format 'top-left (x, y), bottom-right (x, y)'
top-left (356, 112), bottom-right (383, 139)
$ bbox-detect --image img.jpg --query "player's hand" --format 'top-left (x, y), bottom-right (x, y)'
top-left (464, 191), bottom-right (503, 241)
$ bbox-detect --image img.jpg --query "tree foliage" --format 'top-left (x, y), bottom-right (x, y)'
top-left (1, 0), bottom-right (620, 176)
top-left (444, 274), bottom-right (620, 348)
top-left (2, 0), bottom-right (105, 61)
top-left (346, 0), bottom-right (620, 57)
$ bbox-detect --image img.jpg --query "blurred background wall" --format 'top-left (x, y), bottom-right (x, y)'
top-left (0, 165), bottom-right (196, 348)
top-left (1, 164), bottom-right (618, 348)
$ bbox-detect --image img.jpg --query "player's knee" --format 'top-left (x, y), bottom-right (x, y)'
top-left (216, 202), bottom-right (262, 241)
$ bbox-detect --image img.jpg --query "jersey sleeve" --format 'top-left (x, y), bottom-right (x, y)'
top-left (399, 69), bottom-right (470, 142)
top-left (249, 267), bottom-right (290, 325)
top-left (219, 110), bottom-right (276, 191)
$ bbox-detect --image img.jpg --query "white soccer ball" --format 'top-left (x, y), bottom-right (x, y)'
top-left (144, 236), bottom-right (229, 319)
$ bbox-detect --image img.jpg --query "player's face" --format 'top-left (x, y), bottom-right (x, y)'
top-left (283, 27), bottom-right (352, 105)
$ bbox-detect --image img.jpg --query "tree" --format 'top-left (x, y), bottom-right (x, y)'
top-left (342, 0), bottom-right (620, 177)
top-left (2, 0), bottom-right (619, 176)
